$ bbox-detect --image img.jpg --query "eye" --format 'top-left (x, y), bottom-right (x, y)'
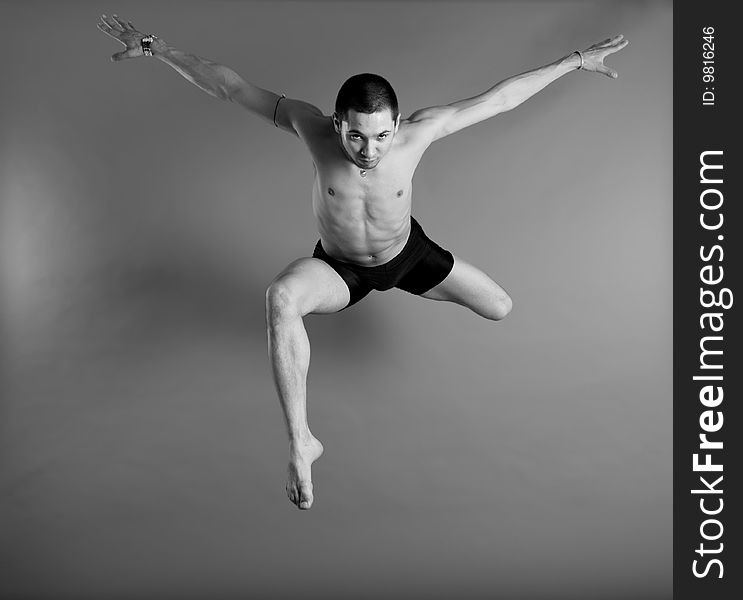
top-left (378, 133), bottom-right (388, 139)
top-left (350, 134), bottom-right (362, 140)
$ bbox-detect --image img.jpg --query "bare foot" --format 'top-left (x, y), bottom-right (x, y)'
top-left (286, 435), bottom-right (324, 510)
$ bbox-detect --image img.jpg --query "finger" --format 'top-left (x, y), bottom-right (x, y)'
top-left (599, 35), bottom-right (624, 48)
top-left (608, 35), bottom-right (627, 50)
top-left (605, 39), bottom-right (629, 56)
top-left (118, 18), bottom-right (134, 32)
top-left (127, 21), bottom-right (136, 31)
top-left (106, 14), bottom-right (124, 31)
top-left (111, 14), bottom-right (127, 30)
top-left (97, 22), bottom-right (121, 40)
top-left (100, 14), bottom-right (118, 30)
top-left (588, 37), bottom-right (613, 51)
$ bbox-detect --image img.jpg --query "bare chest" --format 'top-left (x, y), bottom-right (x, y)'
top-left (313, 153), bottom-right (415, 219)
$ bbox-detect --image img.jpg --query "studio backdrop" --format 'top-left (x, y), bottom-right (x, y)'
top-left (1, 2), bottom-right (672, 599)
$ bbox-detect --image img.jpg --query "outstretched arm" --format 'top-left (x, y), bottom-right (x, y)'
top-left (96, 14), bottom-right (322, 136)
top-left (409, 35), bottom-right (628, 142)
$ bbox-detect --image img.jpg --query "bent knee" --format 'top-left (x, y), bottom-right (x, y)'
top-left (265, 280), bottom-right (301, 322)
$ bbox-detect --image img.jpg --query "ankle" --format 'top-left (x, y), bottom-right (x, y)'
top-left (289, 431), bottom-right (314, 447)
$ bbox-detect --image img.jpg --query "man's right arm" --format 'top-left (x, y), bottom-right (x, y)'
top-left (156, 44), bottom-right (325, 137)
top-left (98, 14), bottom-right (323, 137)
top-left (153, 45), bottom-right (278, 121)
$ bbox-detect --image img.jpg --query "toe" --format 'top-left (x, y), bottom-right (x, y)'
top-left (298, 483), bottom-right (313, 510)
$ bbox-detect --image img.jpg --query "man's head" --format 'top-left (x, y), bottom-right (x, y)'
top-left (333, 73), bottom-right (401, 170)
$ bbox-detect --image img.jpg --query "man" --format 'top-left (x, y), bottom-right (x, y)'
top-left (98, 14), bottom-right (627, 510)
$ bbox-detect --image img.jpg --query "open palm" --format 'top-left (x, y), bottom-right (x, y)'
top-left (581, 35), bottom-right (629, 79)
top-left (97, 14), bottom-right (147, 62)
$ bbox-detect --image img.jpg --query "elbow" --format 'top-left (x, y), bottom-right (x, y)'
top-left (216, 85), bottom-right (233, 102)
top-left (493, 96), bottom-right (515, 114)
top-left (216, 67), bottom-right (242, 102)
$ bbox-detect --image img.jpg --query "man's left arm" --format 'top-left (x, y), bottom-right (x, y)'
top-left (410, 35), bottom-right (628, 142)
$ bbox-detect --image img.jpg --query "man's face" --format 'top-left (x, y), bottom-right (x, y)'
top-left (334, 109), bottom-right (400, 170)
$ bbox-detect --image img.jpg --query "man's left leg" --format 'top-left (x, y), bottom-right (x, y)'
top-left (420, 254), bottom-right (513, 320)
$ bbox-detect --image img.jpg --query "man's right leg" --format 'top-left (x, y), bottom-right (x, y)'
top-left (265, 257), bottom-right (351, 510)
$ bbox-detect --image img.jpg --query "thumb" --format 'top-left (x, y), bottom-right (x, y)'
top-left (111, 50), bottom-right (130, 62)
top-left (600, 65), bottom-right (618, 79)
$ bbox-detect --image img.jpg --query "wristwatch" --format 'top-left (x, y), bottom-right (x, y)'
top-left (141, 34), bottom-right (156, 57)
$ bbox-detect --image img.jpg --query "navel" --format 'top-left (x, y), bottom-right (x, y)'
top-left (396, 190), bottom-right (403, 197)
top-left (328, 187), bottom-right (335, 196)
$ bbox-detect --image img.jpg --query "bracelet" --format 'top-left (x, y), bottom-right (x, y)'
top-left (141, 34), bottom-right (156, 57)
top-left (574, 49), bottom-right (584, 70)
top-left (273, 94), bottom-right (286, 127)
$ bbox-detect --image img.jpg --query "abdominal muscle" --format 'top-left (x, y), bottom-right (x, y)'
top-left (312, 189), bottom-right (412, 266)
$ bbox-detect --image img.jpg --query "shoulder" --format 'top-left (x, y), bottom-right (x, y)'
top-left (278, 99), bottom-right (331, 139)
top-left (399, 105), bottom-right (457, 146)
top-left (406, 105), bottom-right (457, 125)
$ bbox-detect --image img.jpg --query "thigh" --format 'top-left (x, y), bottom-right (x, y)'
top-left (270, 257), bottom-right (351, 315)
top-left (421, 254), bottom-right (511, 319)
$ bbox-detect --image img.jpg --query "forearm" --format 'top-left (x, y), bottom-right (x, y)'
top-left (434, 50), bottom-right (584, 137)
top-left (152, 42), bottom-right (270, 105)
top-left (482, 51), bottom-right (582, 112)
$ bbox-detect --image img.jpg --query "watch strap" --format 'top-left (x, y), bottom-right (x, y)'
top-left (141, 34), bottom-right (156, 57)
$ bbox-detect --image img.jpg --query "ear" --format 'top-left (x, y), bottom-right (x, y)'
top-left (332, 112), bottom-right (342, 134)
top-left (394, 113), bottom-right (401, 132)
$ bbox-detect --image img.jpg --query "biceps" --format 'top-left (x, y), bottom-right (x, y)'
top-left (228, 87), bottom-right (322, 135)
top-left (228, 84), bottom-right (278, 120)
top-left (411, 102), bottom-right (504, 142)
top-left (278, 99), bottom-right (325, 137)
top-left (437, 98), bottom-right (507, 138)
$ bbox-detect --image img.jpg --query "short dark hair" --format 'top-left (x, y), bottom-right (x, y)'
top-left (335, 73), bottom-right (399, 119)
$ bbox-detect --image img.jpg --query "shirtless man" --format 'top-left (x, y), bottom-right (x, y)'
top-left (98, 14), bottom-right (627, 510)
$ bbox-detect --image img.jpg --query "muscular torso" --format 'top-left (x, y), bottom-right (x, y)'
top-left (302, 117), bottom-right (431, 266)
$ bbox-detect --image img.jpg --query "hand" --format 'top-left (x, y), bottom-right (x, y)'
top-left (579, 34), bottom-right (629, 79)
top-left (97, 14), bottom-right (160, 61)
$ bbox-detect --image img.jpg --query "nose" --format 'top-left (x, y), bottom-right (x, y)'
top-left (360, 143), bottom-right (375, 158)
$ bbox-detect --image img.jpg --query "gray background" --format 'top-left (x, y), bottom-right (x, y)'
top-left (0, 1), bottom-right (672, 599)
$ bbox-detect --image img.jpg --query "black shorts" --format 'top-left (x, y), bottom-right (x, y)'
top-left (312, 216), bottom-right (455, 309)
